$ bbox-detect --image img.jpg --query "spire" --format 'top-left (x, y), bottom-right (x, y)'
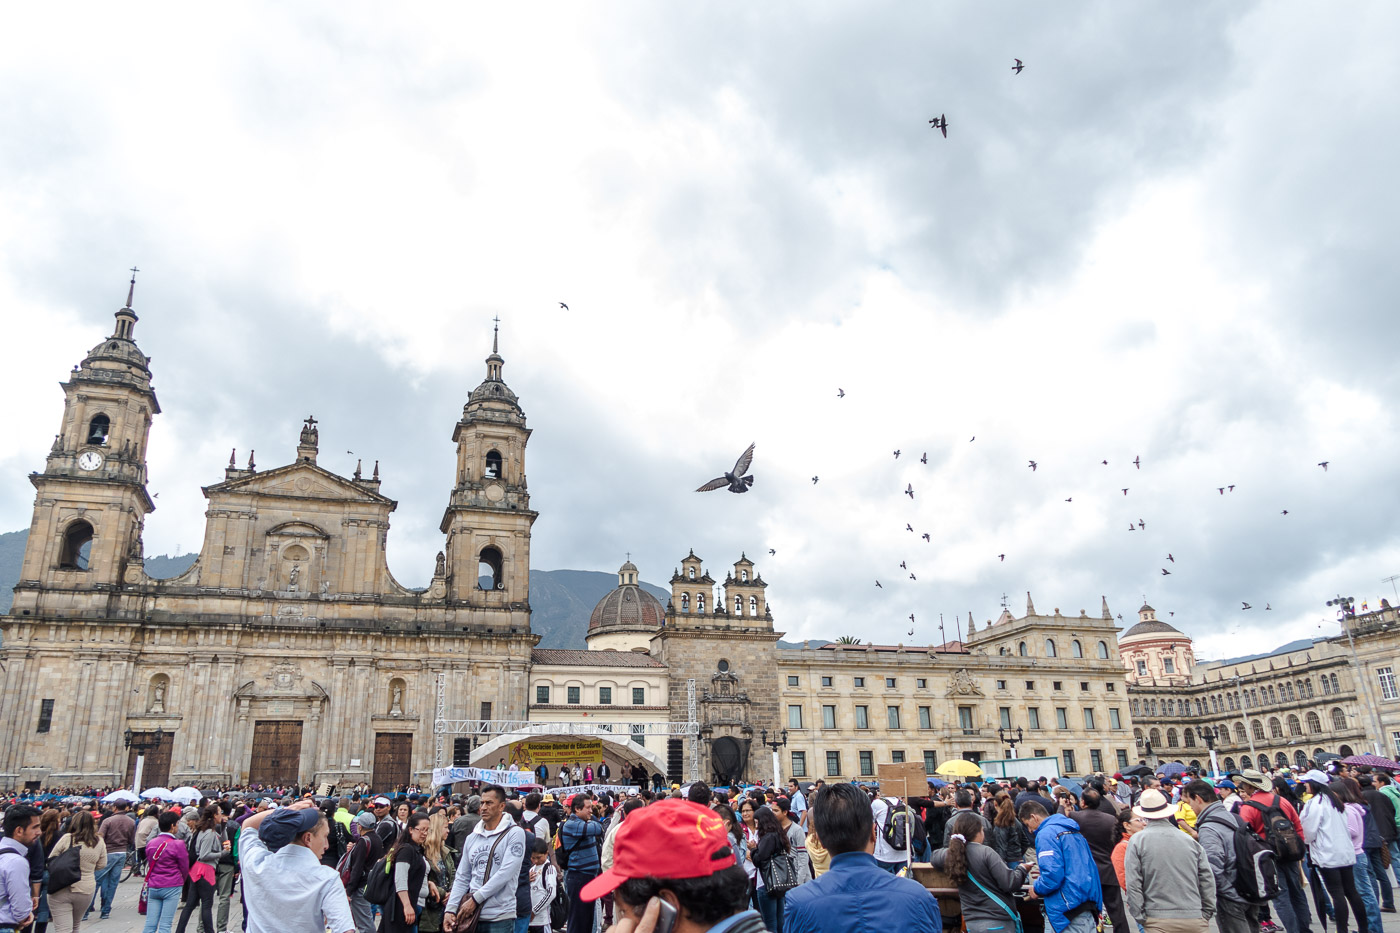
top-left (485, 317), bottom-right (504, 381)
top-left (1026, 591), bottom-right (1036, 616)
top-left (966, 611), bottom-right (977, 635)
top-left (372, 460), bottom-right (379, 481)
top-left (112, 266), bottom-right (140, 340)
top-left (126, 267), bottom-right (138, 308)
top-left (1102, 595), bottom-right (1112, 620)
top-left (493, 315), bottom-right (500, 354)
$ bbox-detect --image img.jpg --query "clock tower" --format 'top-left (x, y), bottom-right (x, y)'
top-left (12, 274), bottom-right (159, 605)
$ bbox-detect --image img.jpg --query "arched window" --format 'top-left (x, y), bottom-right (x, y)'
top-left (999, 646), bottom-right (1009, 655)
top-left (1189, 759), bottom-right (1202, 769)
top-left (681, 593), bottom-right (690, 612)
top-left (749, 595), bottom-right (757, 614)
top-left (1045, 639), bottom-right (1057, 658)
top-left (1275, 752), bottom-right (1289, 768)
top-left (1134, 727), bottom-right (1144, 742)
top-left (1252, 720), bottom-right (1266, 742)
top-left (688, 567), bottom-right (695, 579)
top-left (1287, 714), bottom-right (1302, 737)
top-left (1234, 722), bottom-right (1247, 744)
top-left (1211, 696), bottom-right (1220, 713)
top-left (1268, 717), bottom-right (1283, 739)
top-left (1018, 642), bottom-right (1028, 657)
top-left (1267, 686), bottom-right (1276, 704)
top-left (86, 413), bottom-right (111, 445)
top-left (1223, 757), bottom-right (1236, 772)
top-left (1131, 699), bottom-right (1140, 716)
top-left (734, 595), bottom-right (743, 614)
top-left (1097, 641), bottom-right (1110, 659)
top-left (1167, 729), bottom-right (1179, 748)
top-left (1294, 750), bottom-right (1308, 768)
top-left (1072, 640), bottom-right (1083, 658)
top-left (1330, 674), bottom-right (1341, 693)
top-left (741, 569), bottom-right (748, 582)
top-left (696, 593), bottom-right (705, 613)
top-left (1149, 728), bottom-right (1162, 747)
top-left (1306, 711), bottom-right (1322, 733)
top-left (1184, 728), bottom-right (1196, 747)
top-left (1240, 754), bottom-right (1253, 770)
top-left (1331, 708), bottom-right (1347, 730)
top-left (1339, 743), bottom-right (1354, 757)
top-left (477, 546), bottom-right (504, 590)
top-left (58, 520), bottom-right (94, 570)
top-left (484, 449), bottom-right (503, 479)
top-left (1322, 676), bottom-right (1332, 695)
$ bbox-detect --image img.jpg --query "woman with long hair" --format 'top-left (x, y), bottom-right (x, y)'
top-left (988, 793), bottom-right (1033, 868)
top-left (47, 810), bottom-right (108, 933)
top-left (1301, 776), bottom-right (1369, 933)
top-left (31, 808), bottom-right (63, 933)
top-left (382, 811), bottom-right (431, 933)
top-left (174, 806), bottom-right (221, 933)
top-left (1334, 778), bottom-right (1383, 933)
top-left (930, 812), bottom-right (1032, 933)
top-left (751, 806), bottom-right (792, 933)
top-left (416, 809), bottom-right (455, 933)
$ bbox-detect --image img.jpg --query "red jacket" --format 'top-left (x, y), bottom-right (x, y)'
top-left (1240, 791), bottom-right (1304, 840)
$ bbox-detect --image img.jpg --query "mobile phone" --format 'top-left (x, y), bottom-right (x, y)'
top-left (653, 898), bottom-right (679, 933)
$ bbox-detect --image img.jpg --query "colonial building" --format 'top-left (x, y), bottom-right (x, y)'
top-left (0, 287), bottom-right (538, 791)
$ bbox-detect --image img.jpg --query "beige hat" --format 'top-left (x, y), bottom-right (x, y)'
top-left (1238, 768), bottom-right (1268, 788)
top-left (1133, 788), bottom-right (1175, 820)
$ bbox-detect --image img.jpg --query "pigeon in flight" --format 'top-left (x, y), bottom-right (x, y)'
top-left (768, 549), bottom-right (776, 556)
top-left (559, 302), bottom-right (569, 310)
top-left (1318, 462), bottom-right (1329, 471)
top-left (875, 580), bottom-right (882, 588)
top-left (1138, 519), bottom-right (1145, 529)
top-left (909, 572), bottom-right (917, 580)
top-left (1133, 456), bottom-right (1141, 469)
top-left (922, 452), bottom-right (929, 464)
top-left (1128, 524), bottom-right (1135, 531)
top-left (906, 524), bottom-right (914, 532)
top-left (998, 554), bottom-right (1005, 561)
top-left (1228, 485), bottom-right (1235, 492)
top-left (922, 533), bottom-right (931, 542)
top-left (1012, 58), bottom-right (1024, 74)
top-left (929, 114), bottom-right (948, 137)
top-left (1028, 460), bottom-right (1038, 471)
top-left (812, 476), bottom-right (819, 484)
top-left (1218, 488), bottom-right (1225, 495)
top-left (1281, 510), bottom-right (1289, 515)
top-left (1122, 488), bottom-right (1129, 496)
top-left (900, 561), bottom-right (907, 570)
top-left (1265, 603), bottom-right (1272, 610)
top-left (1167, 553), bottom-right (1174, 562)
top-left (837, 388), bottom-right (845, 398)
top-left (696, 443), bottom-right (756, 494)
top-left (1102, 460), bottom-right (1108, 465)
top-left (909, 613), bottom-right (916, 623)
top-left (1064, 497), bottom-right (1072, 503)
top-left (1241, 602), bottom-right (1252, 610)
top-left (894, 450), bottom-right (901, 459)
top-left (905, 484), bottom-right (915, 499)
top-left (1161, 569), bottom-right (1171, 576)
top-left (969, 437), bottom-right (975, 443)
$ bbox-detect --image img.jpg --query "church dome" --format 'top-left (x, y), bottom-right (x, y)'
top-left (1122, 618), bottom-right (1183, 638)
top-left (588, 561), bottom-right (665, 636)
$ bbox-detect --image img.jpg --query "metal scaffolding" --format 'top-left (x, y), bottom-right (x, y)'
top-left (434, 672), bottom-right (446, 766)
top-left (687, 678), bottom-right (699, 780)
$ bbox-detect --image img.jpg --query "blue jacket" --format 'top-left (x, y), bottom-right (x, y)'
top-left (560, 815), bottom-right (603, 874)
top-left (786, 851), bottom-right (941, 933)
top-left (1032, 814), bottom-right (1103, 933)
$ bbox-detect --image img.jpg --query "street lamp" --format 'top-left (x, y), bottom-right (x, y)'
top-left (122, 727), bottom-right (164, 796)
top-left (759, 728), bottom-right (788, 787)
top-left (1328, 595), bottom-right (1385, 755)
top-left (1198, 725), bottom-right (1221, 777)
top-left (997, 726), bottom-right (1025, 759)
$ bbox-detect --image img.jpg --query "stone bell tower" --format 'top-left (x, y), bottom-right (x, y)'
top-left (438, 322), bottom-right (537, 620)
top-left (12, 272), bottom-right (160, 611)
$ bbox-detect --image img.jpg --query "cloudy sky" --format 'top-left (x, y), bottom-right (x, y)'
top-left (2, 2), bottom-right (1397, 660)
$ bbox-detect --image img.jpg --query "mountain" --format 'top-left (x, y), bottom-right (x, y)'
top-left (0, 529), bottom-right (667, 647)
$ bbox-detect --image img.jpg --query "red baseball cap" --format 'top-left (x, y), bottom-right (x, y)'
top-left (579, 799), bottom-right (735, 902)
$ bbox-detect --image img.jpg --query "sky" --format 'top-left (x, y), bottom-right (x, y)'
top-left (2, 1), bottom-right (1397, 661)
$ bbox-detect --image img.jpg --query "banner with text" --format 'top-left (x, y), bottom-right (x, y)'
top-left (551, 784), bottom-right (639, 798)
top-left (431, 767), bottom-right (538, 787)
top-left (509, 740), bottom-right (605, 768)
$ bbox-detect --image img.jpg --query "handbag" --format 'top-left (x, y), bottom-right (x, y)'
top-left (47, 838), bottom-right (82, 893)
top-left (138, 839), bottom-right (172, 916)
top-left (758, 849), bottom-right (801, 895)
top-left (458, 829), bottom-right (510, 933)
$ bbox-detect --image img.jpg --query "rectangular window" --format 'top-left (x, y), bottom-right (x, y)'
top-left (599, 686), bottom-right (613, 705)
top-left (788, 705), bottom-right (804, 729)
top-left (788, 675), bottom-right (800, 687)
top-left (924, 750), bottom-right (938, 773)
top-left (567, 687), bottom-right (580, 705)
top-left (631, 723), bottom-right (645, 746)
top-left (1117, 749), bottom-right (1130, 769)
top-left (1052, 681), bottom-right (1063, 691)
top-left (958, 706), bottom-right (974, 731)
top-left (792, 751), bottom-right (807, 777)
top-left (36, 699), bottom-right (54, 734)
top-left (633, 687), bottom-right (646, 705)
top-left (1090, 749), bottom-right (1103, 771)
top-left (917, 678), bottom-right (927, 689)
top-left (996, 679), bottom-right (1008, 690)
top-left (855, 706), bottom-right (869, 729)
top-left (887, 706), bottom-right (901, 729)
top-left (535, 685), bottom-right (550, 704)
top-left (999, 707), bottom-right (1012, 729)
top-left (821, 676), bottom-right (833, 688)
top-left (886, 677), bottom-right (897, 689)
top-left (919, 706), bottom-right (931, 729)
top-left (1080, 682), bottom-right (1090, 692)
top-left (480, 701), bottom-right (492, 720)
top-left (1163, 658), bottom-right (1175, 673)
top-left (1379, 666), bottom-right (1399, 701)
top-left (1063, 749), bottom-right (1076, 773)
top-left (859, 751), bottom-right (874, 776)
top-left (826, 751), bottom-right (841, 776)
top-left (1393, 732), bottom-right (1400, 758)
top-left (1106, 683), bottom-right (1116, 692)
top-left (1033, 749), bottom-right (1047, 759)
top-left (1136, 660), bottom-right (1147, 676)
top-left (1083, 708), bottom-right (1096, 730)
top-left (892, 750), bottom-right (905, 763)
top-left (1109, 708), bottom-right (1122, 729)
top-left (1028, 707), bottom-right (1041, 729)
top-left (1025, 681), bottom-right (1035, 690)
top-left (854, 677), bottom-right (866, 688)
top-left (1055, 707), bottom-right (1068, 729)
top-left (822, 705), bottom-right (836, 729)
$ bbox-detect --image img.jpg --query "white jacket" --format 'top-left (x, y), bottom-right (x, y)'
top-left (446, 817), bottom-right (527, 922)
top-left (529, 862), bottom-right (558, 927)
top-left (1301, 797), bottom-right (1356, 869)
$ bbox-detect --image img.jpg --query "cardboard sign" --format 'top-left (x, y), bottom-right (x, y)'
top-left (877, 761), bottom-right (930, 798)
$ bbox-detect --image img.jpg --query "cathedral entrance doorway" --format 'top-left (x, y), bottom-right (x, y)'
top-left (124, 731), bottom-right (174, 788)
top-left (373, 732), bottom-right (412, 790)
top-left (248, 721), bottom-right (303, 785)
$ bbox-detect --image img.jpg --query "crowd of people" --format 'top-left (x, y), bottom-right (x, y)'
top-left (0, 759), bottom-right (1396, 933)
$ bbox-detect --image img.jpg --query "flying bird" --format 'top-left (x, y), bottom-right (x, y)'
top-left (929, 114), bottom-right (948, 137)
top-left (768, 549), bottom-right (776, 556)
top-left (695, 443), bottom-right (756, 494)
top-left (922, 533), bottom-right (931, 542)
top-left (909, 614), bottom-right (915, 624)
top-left (812, 476), bottom-right (819, 484)
top-left (905, 484), bottom-right (915, 499)
top-left (1122, 488), bottom-right (1129, 496)
top-left (893, 450), bottom-right (901, 459)
top-left (875, 580), bottom-right (882, 588)
top-left (1133, 456), bottom-right (1141, 469)
top-left (1128, 524), bottom-right (1135, 531)
top-left (1064, 497), bottom-right (1072, 502)
top-left (969, 437), bottom-right (975, 443)
top-left (1028, 461), bottom-right (1038, 471)
top-left (1241, 602), bottom-right (1252, 610)
top-left (1218, 488), bottom-right (1225, 495)
top-left (998, 554), bottom-right (1005, 561)
top-left (1012, 58), bottom-right (1024, 74)
top-left (837, 388), bottom-right (845, 398)
top-left (1138, 519), bottom-right (1145, 529)
top-left (559, 302), bottom-right (569, 310)
top-left (1102, 460), bottom-right (1109, 465)
top-left (1228, 485), bottom-right (1235, 492)
top-left (909, 572), bottom-right (917, 580)
top-left (899, 561), bottom-right (907, 570)
top-left (1161, 569), bottom-right (1171, 576)
top-left (1167, 554), bottom-right (1174, 562)
top-left (1318, 462), bottom-right (1329, 471)
top-left (908, 629), bottom-right (914, 637)
top-left (1281, 510), bottom-right (1289, 515)
top-left (906, 524), bottom-right (914, 532)
top-left (921, 452), bottom-right (928, 464)
top-left (1265, 603), bottom-right (1272, 610)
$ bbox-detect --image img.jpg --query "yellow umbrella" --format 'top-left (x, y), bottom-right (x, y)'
top-left (935, 759), bottom-right (983, 778)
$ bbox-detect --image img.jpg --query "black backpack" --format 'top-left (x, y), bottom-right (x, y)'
top-left (1201, 811), bottom-right (1280, 904)
top-left (881, 800), bottom-right (910, 851)
top-left (556, 824), bottom-right (596, 872)
top-left (1242, 796), bottom-right (1306, 862)
top-left (362, 852), bottom-right (396, 906)
top-left (549, 865), bottom-right (569, 929)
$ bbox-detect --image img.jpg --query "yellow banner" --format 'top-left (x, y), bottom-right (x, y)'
top-left (509, 740), bottom-right (604, 767)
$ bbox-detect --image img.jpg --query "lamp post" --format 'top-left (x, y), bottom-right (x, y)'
top-left (123, 727), bottom-right (164, 796)
top-left (759, 728), bottom-right (788, 787)
top-left (1199, 725), bottom-right (1221, 778)
top-left (997, 726), bottom-right (1025, 759)
top-left (1329, 595), bottom-right (1384, 755)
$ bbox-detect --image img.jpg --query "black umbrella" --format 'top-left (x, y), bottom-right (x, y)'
top-left (1120, 764), bottom-right (1153, 777)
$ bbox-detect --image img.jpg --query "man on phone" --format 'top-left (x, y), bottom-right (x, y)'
top-left (579, 798), bottom-right (762, 933)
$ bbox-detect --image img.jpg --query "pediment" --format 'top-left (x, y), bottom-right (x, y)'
top-left (204, 462), bottom-right (394, 505)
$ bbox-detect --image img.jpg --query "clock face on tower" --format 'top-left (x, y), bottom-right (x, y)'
top-left (77, 450), bottom-right (104, 471)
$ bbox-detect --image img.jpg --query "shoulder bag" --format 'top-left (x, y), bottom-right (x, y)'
top-left (47, 835), bottom-right (82, 893)
top-left (138, 839), bottom-right (172, 915)
top-left (757, 844), bottom-right (801, 895)
top-left (458, 828), bottom-right (511, 933)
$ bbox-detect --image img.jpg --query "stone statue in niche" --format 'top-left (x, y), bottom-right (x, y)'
top-left (149, 679), bottom-right (166, 714)
top-left (435, 551), bottom-right (446, 577)
top-left (288, 565), bottom-right (300, 591)
top-left (389, 684), bottom-right (404, 716)
top-left (320, 580), bottom-right (330, 596)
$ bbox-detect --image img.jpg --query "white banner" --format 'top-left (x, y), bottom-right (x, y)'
top-left (432, 767), bottom-right (538, 787)
top-left (549, 784), bottom-right (640, 798)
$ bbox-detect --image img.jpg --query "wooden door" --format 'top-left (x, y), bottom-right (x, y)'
top-left (248, 721), bottom-right (304, 785)
top-left (125, 731), bottom-right (174, 788)
top-left (372, 733), bottom-right (413, 790)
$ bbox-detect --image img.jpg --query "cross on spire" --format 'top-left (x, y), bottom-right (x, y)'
top-left (492, 315), bottom-right (500, 354)
top-left (125, 266), bottom-right (140, 308)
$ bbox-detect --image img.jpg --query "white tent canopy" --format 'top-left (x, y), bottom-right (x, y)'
top-left (468, 730), bottom-right (667, 775)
